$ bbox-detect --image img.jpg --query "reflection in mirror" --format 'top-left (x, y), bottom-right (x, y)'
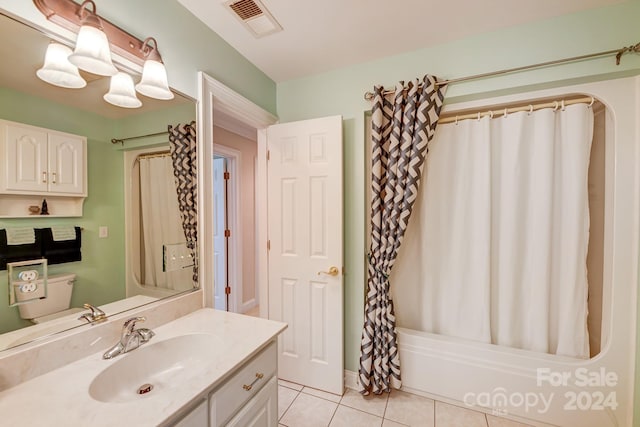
top-left (0, 12), bottom-right (198, 352)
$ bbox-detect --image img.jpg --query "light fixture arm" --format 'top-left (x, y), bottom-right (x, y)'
top-left (76, 0), bottom-right (96, 19)
top-left (34, 0), bottom-right (156, 67)
top-left (141, 37), bottom-right (163, 63)
top-left (75, 0), bottom-right (103, 32)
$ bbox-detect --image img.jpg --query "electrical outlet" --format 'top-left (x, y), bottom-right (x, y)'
top-left (99, 226), bottom-right (108, 238)
top-left (18, 270), bottom-right (38, 282)
top-left (19, 283), bottom-right (37, 293)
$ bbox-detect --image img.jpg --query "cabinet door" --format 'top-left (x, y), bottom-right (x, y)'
top-left (5, 123), bottom-right (48, 192)
top-left (48, 133), bottom-right (84, 194)
top-left (172, 399), bottom-right (208, 427)
top-left (225, 377), bottom-right (277, 427)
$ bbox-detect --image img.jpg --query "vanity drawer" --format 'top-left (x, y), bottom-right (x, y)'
top-left (210, 341), bottom-right (277, 426)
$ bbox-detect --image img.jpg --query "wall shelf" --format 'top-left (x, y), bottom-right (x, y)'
top-left (0, 194), bottom-right (84, 218)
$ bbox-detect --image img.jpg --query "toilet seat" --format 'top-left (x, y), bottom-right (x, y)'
top-left (31, 307), bottom-right (85, 324)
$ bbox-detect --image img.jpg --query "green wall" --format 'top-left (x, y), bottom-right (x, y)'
top-left (0, 87), bottom-right (125, 333)
top-left (275, 1), bottom-right (640, 424)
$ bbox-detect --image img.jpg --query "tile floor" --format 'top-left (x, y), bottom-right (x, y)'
top-left (277, 379), bottom-right (532, 427)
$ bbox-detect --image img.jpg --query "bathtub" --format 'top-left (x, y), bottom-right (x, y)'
top-left (392, 78), bottom-right (639, 427)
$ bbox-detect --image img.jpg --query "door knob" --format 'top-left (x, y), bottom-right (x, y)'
top-left (318, 266), bottom-right (339, 276)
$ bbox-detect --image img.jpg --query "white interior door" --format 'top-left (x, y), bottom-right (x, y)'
top-left (267, 116), bottom-right (343, 394)
top-left (213, 157), bottom-right (227, 311)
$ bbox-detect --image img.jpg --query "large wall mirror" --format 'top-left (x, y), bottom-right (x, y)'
top-left (0, 11), bottom-right (198, 352)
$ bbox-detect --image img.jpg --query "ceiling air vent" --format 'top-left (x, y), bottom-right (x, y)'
top-left (224, 0), bottom-right (283, 38)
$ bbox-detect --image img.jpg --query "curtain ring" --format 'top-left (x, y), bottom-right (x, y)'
top-left (503, 108), bottom-right (508, 118)
top-left (477, 112), bottom-right (481, 121)
top-left (455, 116), bottom-right (459, 125)
top-left (489, 110), bottom-right (494, 119)
top-left (527, 104), bottom-right (533, 115)
top-left (588, 96), bottom-right (595, 108)
top-left (561, 100), bottom-right (566, 111)
top-left (553, 101), bottom-right (559, 112)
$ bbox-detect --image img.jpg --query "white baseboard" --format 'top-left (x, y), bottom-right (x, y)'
top-left (344, 369), bottom-right (359, 391)
top-left (239, 298), bottom-right (257, 314)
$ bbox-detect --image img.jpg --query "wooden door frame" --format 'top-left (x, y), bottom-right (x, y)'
top-left (198, 72), bottom-right (278, 314)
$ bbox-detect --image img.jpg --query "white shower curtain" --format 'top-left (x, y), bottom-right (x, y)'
top-left (139, 156), bottom-right (193, 291)
top-left (392, 103), bottom-right (593, 359)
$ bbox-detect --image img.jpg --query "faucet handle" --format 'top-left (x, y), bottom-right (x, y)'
top-left (78, 303), bottom-right (107, 323)
top-left (122, 316), bottom-right (146, 337)
top-left (83, 303), bottom-right (106, 317)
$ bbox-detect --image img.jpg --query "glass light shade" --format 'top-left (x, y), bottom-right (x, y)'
top-left (103, 72), bottom-right (142, 108)
top-left (36, 43), bottom-right (86, 89)
top-left (68, 25), bottom-right (118, 76)
top-left (135, 59), bottom-right (174, 100)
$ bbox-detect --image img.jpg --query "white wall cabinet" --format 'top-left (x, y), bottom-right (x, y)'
top-left (0, 119), bottom-right (87, 217)
top-left (167, 341), bottom-right (278, 427)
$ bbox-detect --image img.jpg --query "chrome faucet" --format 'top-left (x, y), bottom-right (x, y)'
top-left (78, 303), bottom-right (107, 324)
top-left (103, 316), bottom-right (155, 360)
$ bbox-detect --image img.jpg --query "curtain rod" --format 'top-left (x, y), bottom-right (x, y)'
top-left (136, 151), bottom-right (171, 160)
top-left (438, 96), bottom-right (594, 125)
top-left (111, 130), bottom-right (168, 146)
top-left (363, 42), bottom-right (640, 101)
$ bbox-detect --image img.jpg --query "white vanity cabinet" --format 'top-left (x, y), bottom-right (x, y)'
top-left (173, 399), bottom-right (209, 427)
top-left (209, 341), bottom-right (277, 426)
top-left (0, 119), bottom-right (87, 217)
top-left (225, 377), bottom-right (278, 427)
top-left (169, 341), bottom-right (278, 427)
top-left (0, 309), bottom-right (287, 427)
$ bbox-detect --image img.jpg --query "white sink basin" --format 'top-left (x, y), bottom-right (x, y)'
top-left (89, 333), bottom-right (219, 403)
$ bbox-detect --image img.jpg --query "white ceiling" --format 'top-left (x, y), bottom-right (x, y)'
top-left (178, 0), bottom-right (623, 83)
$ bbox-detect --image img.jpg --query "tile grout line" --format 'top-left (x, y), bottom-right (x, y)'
top-left (433, 398), bottom-right (436, 427)
top-left (326, 400), bottom-right (340, 427)
top-left (300, 387), bottom-right (343, 403)
top-left (337, 402), bottom-right (386, 423)
top-left (382, 391), bottom-right (390, 422)
top-left (278, 389), bottom-right (301, 423)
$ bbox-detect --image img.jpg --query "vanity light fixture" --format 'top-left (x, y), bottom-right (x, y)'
top-left (135, 37), bottom-right (174, 100)
top-left (104, 72), bottom-right (142, 108)
top-left (36, 42), bottom-right (87, 88)
top-left (66, 0), bottom-right (117, 76)
top-left (33, 0), bottom-right (174, 107)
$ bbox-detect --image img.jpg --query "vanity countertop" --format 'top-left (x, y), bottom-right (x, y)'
top-left (0, 308), bottom-right (287, 426)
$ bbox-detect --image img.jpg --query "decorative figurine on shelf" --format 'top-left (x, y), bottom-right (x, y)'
top-left (28, 205), bottom-right (40, 215)
top-left (40, 199), bottom-right (49, 215)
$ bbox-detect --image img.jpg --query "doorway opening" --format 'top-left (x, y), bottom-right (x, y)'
top-left (213, 155), bottom-right (229, 311)
top-left (213, 129), bottom-right (259, 315)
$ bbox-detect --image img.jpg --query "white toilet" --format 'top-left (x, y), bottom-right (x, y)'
top-left (17, 273), bottom-right (83, 324)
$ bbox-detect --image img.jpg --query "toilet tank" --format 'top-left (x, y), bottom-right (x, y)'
top-left (17, 273), bottom-right (76, 320)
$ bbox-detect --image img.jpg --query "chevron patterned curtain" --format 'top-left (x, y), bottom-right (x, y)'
top-left (359, 76), bottom-right (446, 395)
top-left (169, 121), bottom-right (198, 284)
